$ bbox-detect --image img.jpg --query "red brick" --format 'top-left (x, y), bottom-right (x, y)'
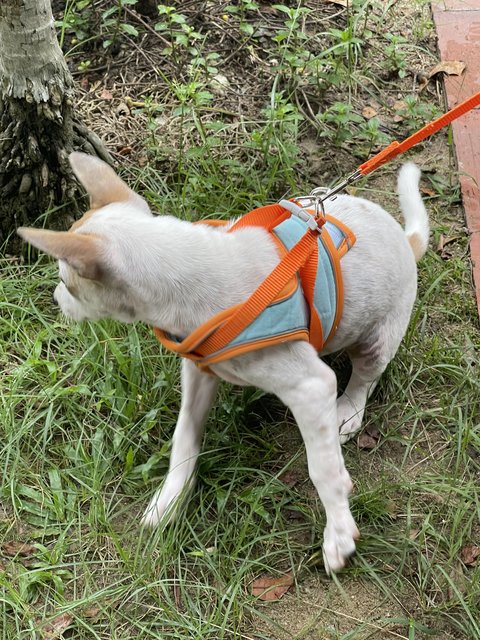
top-left (470, 233), bottom-right (480, 312)
top-left (451, 112), bottom-right (480, 234)
top-left (433, 1), bottom-right (480, 10)
top-left (434, 10), bottom-right (480, 101)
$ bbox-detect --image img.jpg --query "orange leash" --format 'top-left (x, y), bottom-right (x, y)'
top-left (311, 89), bottom-right (480, 204)
top-left (359, 90), bottom-right (480, 175)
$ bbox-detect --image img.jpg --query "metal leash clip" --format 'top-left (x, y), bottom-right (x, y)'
top-left (310, 169), bottom-right (363, 204)
top-left (283, 169), bottom-right (364, 232)
top-left (294, 188), bottom-right (329, 220)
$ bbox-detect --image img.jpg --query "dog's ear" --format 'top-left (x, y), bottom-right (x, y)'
top-left (17, 227), bottom-right (104, 280)
top-left (69, 152), bottom-right (150, 213)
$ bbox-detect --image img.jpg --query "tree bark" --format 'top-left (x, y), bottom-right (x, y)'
top-left (0, 0), bottom-right (111, 248)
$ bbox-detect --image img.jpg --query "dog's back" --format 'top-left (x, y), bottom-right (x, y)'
top-left (321, 163), bottom-right (428, 356)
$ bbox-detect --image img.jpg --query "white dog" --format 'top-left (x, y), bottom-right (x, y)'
top-left (18, 153), bottom-right (429, 574)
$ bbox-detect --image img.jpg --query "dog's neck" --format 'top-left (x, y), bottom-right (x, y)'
top-left (117, 216), bottom-right (280, 337)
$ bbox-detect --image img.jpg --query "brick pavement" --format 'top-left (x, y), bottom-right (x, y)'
top-left (432, 0), bottom-right (480, 316)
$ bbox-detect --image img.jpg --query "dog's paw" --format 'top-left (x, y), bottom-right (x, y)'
top-left (322, 515), bottom-right (360, 575)
top-left (337, 394), bottom-right (364, 444)
top-left (140, 488), bottom-right (180, 528)
top-left (141, 474), bottom-right (196, 528)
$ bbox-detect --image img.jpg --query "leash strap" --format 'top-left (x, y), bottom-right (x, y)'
top-left (359, 90), bottom-right (480, 175)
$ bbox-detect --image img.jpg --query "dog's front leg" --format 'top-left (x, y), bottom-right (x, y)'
top-left (141, 359), bottom-right (219, 527)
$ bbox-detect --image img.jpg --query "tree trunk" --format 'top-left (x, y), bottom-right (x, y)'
top-left (0, 0), bottom-right (111, 248)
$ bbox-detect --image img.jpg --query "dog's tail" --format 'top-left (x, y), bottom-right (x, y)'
top-left (397, 162), bottom-right (430, 262)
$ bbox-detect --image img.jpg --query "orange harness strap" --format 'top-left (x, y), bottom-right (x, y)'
top-left (198, 220), bottom-right (323, 358)
top-left (229, 203), bottom-right (291, 231)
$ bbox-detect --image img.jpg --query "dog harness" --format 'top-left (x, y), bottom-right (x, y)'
top-left (153, 201), bottom-right (355, 370)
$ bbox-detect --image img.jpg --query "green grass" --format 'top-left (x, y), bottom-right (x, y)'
top-left (1, 194), bottom-right (478, 639)
top-left (1, 0), bottom-right (480, 638)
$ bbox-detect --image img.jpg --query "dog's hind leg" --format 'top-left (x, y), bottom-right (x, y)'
top-left (337, 349), bottom-right (386, 444)
top-left (141, 359), bottom-right (219, 527)
top-left (337, 312), bottom-right (410, 444)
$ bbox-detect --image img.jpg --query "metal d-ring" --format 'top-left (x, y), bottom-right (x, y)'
top-left (290, 168), bottom-right (364, 223)
top-left (293, 188), bottom-right (329, 219)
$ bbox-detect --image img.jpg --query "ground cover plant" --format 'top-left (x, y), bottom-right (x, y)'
top-left (1, 0), bottom-right (479, 638)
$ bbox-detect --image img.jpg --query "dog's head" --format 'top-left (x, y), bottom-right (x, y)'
top-left (18, 153), bottom-right (153, 323)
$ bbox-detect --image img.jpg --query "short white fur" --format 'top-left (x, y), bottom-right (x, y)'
top-left (17, 154), bottom-right (429, 574)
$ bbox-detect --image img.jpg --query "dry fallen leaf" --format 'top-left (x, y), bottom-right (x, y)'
top-left (420, 186), bottom-right (435, 197)
top-left (358, 424), bottom-right (380, 450)
top-left (437, 234), bottom-right (459, 259)
top-left (392, 99), bottom-right (406, 109)
top-left (260, 4), bottom-right (278, 13)
top-left (460, 544), bottom-right (480, 567)
top-left (417, 73), bottom-right (430, 92)
top-left (251, 571), bottom-right (294, 601)
top-left (41, 613), bottom-right (74, 639)
top-left (324, 0), bottom-right (348, 6)
top-left (117, 145), bottom-right (133, 156)
top-left (437, 234), bottom-right (459, 250)
top-left (1, 541), bottom-right (36, 557)
top-left (365, 424), bottom-right (380, 440)
top-left (100, 87), bottom-right (114, 100)
top-left (429, 60), bottom-right (466, 78)
top-left (279, 470), bottom-right (301, 487)
top-left (362, 106), bottom-right (378, 119)
top-left (392, 99), bottom-right (407, 122)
